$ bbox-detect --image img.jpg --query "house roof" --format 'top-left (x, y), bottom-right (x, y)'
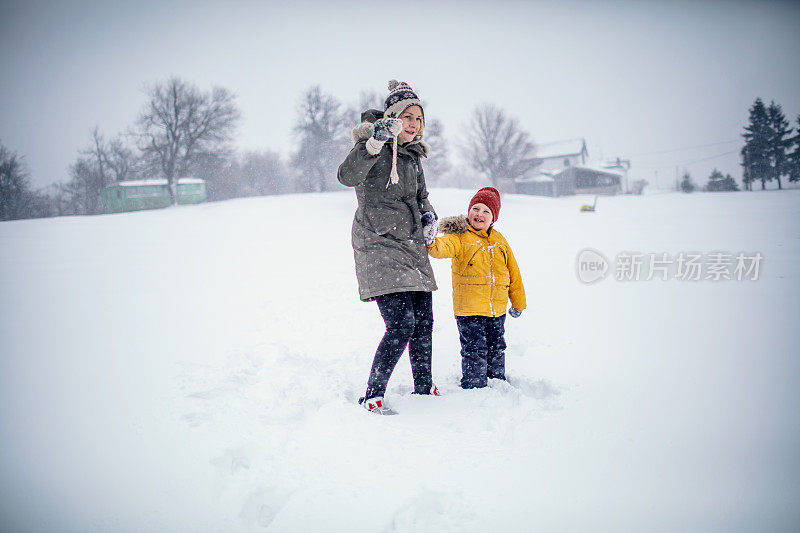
top-left (112, 178), bottom-right (205, 187)
top-left (535, 138), bottom-right (588, 160)
top-left (517, 172), bottom-right (555, 183)
top-left (553, 165), bottom-right (622, 178)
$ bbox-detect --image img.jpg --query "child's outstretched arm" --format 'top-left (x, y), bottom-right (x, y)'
top-left (427, 232), bottom-right (461, 259)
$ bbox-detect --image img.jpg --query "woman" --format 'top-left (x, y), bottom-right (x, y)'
top-left (337, 80), bottom-right (440, 415)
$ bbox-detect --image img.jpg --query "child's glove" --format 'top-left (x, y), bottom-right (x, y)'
top-left (508, 307), bottom-right (522, 318)
top-left (372, 117), bottom-right (403, 142)
top-left (421, 211), bottom-right (438, 245)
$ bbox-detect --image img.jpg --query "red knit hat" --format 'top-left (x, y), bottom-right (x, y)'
top-left (468, 187), bottom-right (501, 223)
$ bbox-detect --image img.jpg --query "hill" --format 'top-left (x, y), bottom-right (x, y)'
top-left (1, 189), bottom-right (798, 532)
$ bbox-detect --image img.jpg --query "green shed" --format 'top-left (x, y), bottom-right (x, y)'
top-left (103, 178), bottom-right (207, 214)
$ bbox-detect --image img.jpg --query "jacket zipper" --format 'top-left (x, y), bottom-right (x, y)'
top-left (488, 240), bottom-right (496, 316)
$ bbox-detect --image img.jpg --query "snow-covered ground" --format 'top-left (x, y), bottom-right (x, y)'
top-left (1, 188), bottom-right (798, 532)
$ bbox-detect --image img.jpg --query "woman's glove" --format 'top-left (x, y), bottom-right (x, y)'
top-left (366, 117), bottom-right (404, 156)
top-left (372, 117), bottom-right (403, 141)
top-left (421, 211), bottom-right (438, 245)
top-left (508, 307), bottom-right (522, 318)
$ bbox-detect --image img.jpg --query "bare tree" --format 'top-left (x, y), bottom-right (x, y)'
top-left (25, 189), bottom-right (53, 219)
top-left (45, 182), bottom-right (74, 217)
top-left (292, 85), bottom-right (349, 192)
top-left (196, 152), bottom-right (238, 201)
top-left (66, 157), bottom-right (104, 215)
top-left (0, 143), bottom-right (33, 220)
top-left (344, 89), bottom-right (384, 126)
top-left (104, 135), bottom-right (139, 182)
top-left (86, 127), bottom-right (111, 188)
top-left (199, 149), bottom-right (289, 201)
top-left (421, 118), bottom-right (451, 183)
top-left (462, 104), bottom-right (537, 188)
top-left (241, 150), bottom-right (288, 196)
top-left (87, 128), bottom-right (136, 182)
top-left (59, 128), bottom-right (138, 215)
top-left (135, 77), bottom-right (240, 204)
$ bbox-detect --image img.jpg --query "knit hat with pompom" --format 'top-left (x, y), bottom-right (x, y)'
top-left (382, 80), bottom-right (424, 188)
top-left (384, 80), bottom-right (424, 125)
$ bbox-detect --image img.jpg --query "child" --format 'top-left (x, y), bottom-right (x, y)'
top-left (426, 187), bottom-right (526, 389)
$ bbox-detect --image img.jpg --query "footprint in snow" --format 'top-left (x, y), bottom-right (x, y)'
top-left (504, 375), bottom-right (564, 400)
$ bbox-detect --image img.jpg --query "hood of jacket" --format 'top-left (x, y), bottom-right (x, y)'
top-left (351, 108), bottom-right (430, 158)
top-left (438, 215), bottom-right (469, 235)
top-left (438, 215), bottom-right (493, 237)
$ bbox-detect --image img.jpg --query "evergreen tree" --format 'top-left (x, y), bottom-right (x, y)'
top-left (789, 115), bottom-right (800, 184)
top-left (766, 101), bottom-right (791, 190)
top-left (630, 179), bottom-right (648, 195)
top-left (740, 145), bottom-right (753, 190)
top-left (741, 98), bottom-right (771, 190)
top-left (706, 169), bottom-right (721, 191)
top-left (706, 168), bottom-right (739, 192)
top-left (724, 173), bottom-right (739, 192)
top-left (680, 171), bottom-right (696, 193)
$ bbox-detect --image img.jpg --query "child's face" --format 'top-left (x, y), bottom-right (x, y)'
top-left (468, 203), bottom-right (493, 232)
top-left (397, 105), bottom-right (423, 144)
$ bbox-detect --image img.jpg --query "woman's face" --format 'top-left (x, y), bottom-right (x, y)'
top-left (397, 105), bottom-right (423, 144)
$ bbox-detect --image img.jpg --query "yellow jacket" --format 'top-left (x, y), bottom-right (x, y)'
top-left (427, 216), bottom-right (526, 317)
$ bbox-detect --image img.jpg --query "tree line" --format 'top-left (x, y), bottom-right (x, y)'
top-left (1, 77), bottom-right (543, 221)
top-left (740, 97), bottom-right (800, 191)
top-left (680, 168), bottom-right (740, 193)
top-left (679, 96), bottom-right (798, 194)
top-left (7, 85), bottom-right (799, 221)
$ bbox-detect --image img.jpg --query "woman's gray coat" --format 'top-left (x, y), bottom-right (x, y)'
top-left (337, 109), bottom-right (437, 301)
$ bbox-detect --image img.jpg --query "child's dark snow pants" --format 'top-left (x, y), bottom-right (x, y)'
top-left (364, 291), bottom-right (434, 400)
top-left (456, 315), bottom-right (507, 388)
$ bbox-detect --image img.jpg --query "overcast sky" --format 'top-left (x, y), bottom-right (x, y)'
top-left (1, 0), bottom-right (799, 190)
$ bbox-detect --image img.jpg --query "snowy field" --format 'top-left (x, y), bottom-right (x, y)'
top-left (1, 188), bottom-right (798, 532)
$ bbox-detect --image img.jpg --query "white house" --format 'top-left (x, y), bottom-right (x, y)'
top-left (516, 138), bottom-right (623, 197)
top-left (534, 138), bottom-right (589, 173)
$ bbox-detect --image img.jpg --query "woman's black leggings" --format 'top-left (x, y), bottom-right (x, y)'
top-left (364, 291), bottom-right (433, 399)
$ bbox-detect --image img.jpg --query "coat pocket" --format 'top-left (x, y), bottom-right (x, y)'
top-left (365, 204), bottom-right (408, 237)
